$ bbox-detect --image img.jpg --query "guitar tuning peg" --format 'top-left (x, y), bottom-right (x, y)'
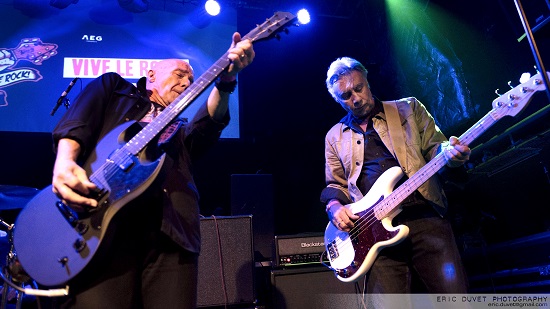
top-left (507, 81), bottom-right (515, 89)
top-left (495, 88), bottom-right (502, 96)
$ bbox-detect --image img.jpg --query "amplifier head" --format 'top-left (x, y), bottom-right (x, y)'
top-left (274, 233), bottom-right (328, 267)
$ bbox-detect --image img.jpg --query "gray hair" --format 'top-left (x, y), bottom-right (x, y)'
top-left (326, 57), bottom-right (368, 100)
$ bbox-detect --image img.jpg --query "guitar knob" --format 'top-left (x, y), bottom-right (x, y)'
top-left (75, 222), bottom-right (89, 235)
top-left (73, 237), bottom-right (87, 252)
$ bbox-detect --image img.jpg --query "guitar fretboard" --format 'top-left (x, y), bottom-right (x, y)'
top-left (373, 75), bottom-right (545, 219)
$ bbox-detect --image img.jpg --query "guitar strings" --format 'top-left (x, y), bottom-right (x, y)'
top-left (331, 102), bottom-right (517, 275)
top-left (329, 153), bottom-right (448, 275)
top-left (85, 14), bottom-right (300, 193)
top-left (85, 57), bottom-right (233, 205)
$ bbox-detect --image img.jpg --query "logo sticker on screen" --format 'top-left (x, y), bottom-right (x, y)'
top-left (0, 38), bottom-right (58, 107)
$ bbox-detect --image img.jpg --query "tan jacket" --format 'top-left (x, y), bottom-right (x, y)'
top-left (322, 97), bottom-right (451, 216)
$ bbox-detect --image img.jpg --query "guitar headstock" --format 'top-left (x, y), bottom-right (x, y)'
top-left (11, 38), bottom-right (58, 65)
top-left (491, 71), bottom-right (549, 119)
top-left (243, 11), bottom-right (298, 44)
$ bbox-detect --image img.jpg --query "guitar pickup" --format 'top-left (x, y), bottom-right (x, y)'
top-left (105, 151), bottom-right (135, 172)
top-left (56, 201), bottom-right (79, 228)
top-left (55, 201), bottom-right (89, 235)
top-left (113, 153), bottom-right (135, 171)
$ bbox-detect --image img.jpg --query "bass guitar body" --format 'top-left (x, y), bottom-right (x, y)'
top-left (324, 166), bottom-right (409, 283)
top-left (13, 121), bottom-right (165, 287)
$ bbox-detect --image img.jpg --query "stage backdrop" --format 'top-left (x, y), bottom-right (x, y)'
top-left (0, 0), bottom-right (240, 138)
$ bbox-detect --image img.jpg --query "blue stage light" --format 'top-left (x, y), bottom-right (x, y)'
top-left (205, 0), bottom-right (220, 16)
top-left (297, 9), bottom-right (311, 25)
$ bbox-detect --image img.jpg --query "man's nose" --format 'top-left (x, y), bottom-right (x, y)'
top-left (352, 94), bottom-right (361, 106)
top-left (180, 77), bottom-right (191, 88)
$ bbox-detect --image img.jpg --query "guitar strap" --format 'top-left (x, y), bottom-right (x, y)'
top-left (382, 100), bottom-right (407, 169)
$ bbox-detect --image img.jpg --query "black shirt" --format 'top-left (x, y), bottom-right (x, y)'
top-left (52, 72), bottom-right (229, 253)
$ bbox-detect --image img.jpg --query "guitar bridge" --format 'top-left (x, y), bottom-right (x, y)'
top-left (327, 240), bottom-right (339, 260)
top-left (85, 186), bottom-right (108, 213)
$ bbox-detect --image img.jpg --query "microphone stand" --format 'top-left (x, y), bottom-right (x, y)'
top-left (63, 97), bottom-right (71, 110)
top-left (514, 0), bottom-right (550, 102)
top-left (50, 97), bottom-right (71, 116)
top-left (0, 219), bottom-right (15, 309)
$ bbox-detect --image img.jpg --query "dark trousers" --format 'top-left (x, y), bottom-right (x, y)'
top-left (365, 206), bottom-right (469, 295)
top-left (44, 203), bottom-right (199, 309)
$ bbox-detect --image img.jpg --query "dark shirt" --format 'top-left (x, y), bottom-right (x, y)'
top-left (350, 118), bottom-right (400, 196)
top-left (52, 72), bottom-right (229, 254)
top-left (338, 99), bottom-right (427, 210)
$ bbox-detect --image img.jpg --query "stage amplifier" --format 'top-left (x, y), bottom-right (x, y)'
top-left (273, 232), bottom-right (329, 268)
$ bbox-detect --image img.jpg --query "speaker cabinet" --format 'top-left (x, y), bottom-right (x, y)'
top-left (197, 215), bottom-right (255, 307)
top-left (270, 266), bottom-right (358, 309)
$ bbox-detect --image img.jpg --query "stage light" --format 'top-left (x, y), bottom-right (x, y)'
top-left (519, 72), bottom-right (531, 84)
top-left (204, 0), bottom-right (220, 16)
top-left (297, 9), bottom-right (310, 25)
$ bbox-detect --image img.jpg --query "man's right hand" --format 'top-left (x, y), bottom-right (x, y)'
top-left (326, 200), bottom-right (359, 232)
top-left (52, 139), bottom-right (98, 211)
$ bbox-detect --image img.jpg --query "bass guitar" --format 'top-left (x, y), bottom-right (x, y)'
top-left (13, 11), bottom-right (299, 287)
top-left (324, 71), bottom-right (549, 282)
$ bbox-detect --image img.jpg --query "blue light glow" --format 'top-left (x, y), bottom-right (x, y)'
top-left (297, 9), bottom-right (310, 25)
top-left (204, 0), bottom-right (220, 16)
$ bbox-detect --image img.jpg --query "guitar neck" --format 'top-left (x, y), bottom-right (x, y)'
top-left (116, 12), bottom-right (297, 157)
top-left (125, 54), bottom-right (232, 156)
top-left (374, 108), bottom-right (500, 219)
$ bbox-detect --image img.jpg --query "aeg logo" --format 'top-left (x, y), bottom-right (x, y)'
top-left (82, 35), bottom-right (103, 43)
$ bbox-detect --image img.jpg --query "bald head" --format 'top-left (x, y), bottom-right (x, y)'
top-left (146, 59), bottom-right (195, 107)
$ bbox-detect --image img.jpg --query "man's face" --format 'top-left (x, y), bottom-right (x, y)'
top-left (149, 59), bottom-right (194, 107)
top-left (332, 70), bottom-right (375, 119)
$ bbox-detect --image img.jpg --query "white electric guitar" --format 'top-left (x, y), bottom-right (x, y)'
top-left (324, 71), bottom-right (549, 282)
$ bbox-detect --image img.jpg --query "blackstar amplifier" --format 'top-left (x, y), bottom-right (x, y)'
top-left (274, 232), bottom-right (329, 267)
